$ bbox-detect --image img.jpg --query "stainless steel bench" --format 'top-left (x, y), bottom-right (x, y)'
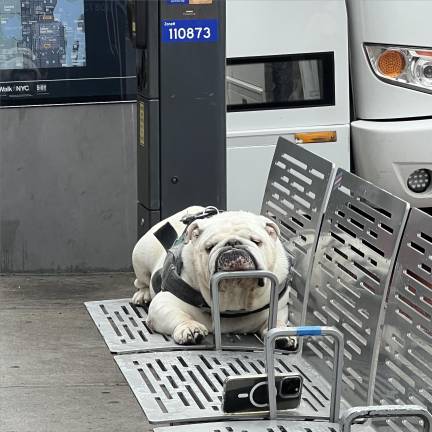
top-left (301, 168), bottom-right (410, 407)
top-left (152, 327), bottom-right (432, 432)
top-left (112, 165), bottom-right (409, 425)
top-left (113, 276), bottom-right (343, 425)
top-left (371, 208), bottom-right (432, 430)
top-left (85, 139), bottom-right (432, 430)
top-left (85, 138), bottom-right (336, 354)
top-left (261, 138), bottom-right (337, 328)
top-left (153, 405), bottom-right (432, 432)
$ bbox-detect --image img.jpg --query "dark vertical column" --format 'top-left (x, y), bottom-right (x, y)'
top-left (135, 0), bottom-right (161, 236)
top-left (136, 0), bottom-right (226, 236)
top-left (159, 0), bottom-right (226, 218)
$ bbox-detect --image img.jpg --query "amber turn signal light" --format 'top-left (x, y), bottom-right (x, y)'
top-left (377, 50), bottom-right (405, 78)
top-left (294, 131), bottom-right (337, 144)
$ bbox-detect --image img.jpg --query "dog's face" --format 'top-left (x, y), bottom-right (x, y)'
top-left (181, 211), bottom-right (289, 312)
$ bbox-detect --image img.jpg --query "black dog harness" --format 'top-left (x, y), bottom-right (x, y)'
top-left (151, 207), bottom-right (290, 318)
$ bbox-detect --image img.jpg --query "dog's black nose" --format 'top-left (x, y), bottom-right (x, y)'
top-left (225, 239), bottom-right (241, 248)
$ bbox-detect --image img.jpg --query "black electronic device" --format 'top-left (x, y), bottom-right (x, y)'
top-left (222, 373), bottom-right (303, 414)
top-left (0, 0), bottom-right (136, 107)
top-left (134, 0), bottom-right (226, 237)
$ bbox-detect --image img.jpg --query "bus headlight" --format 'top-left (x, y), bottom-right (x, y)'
top-left (412, 57), bottom-right (432, 88)
top-left (365, 44), bottom-right (432, 94)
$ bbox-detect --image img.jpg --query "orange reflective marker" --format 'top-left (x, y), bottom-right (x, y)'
top-left (377, 50), bottom-right (406, 78)
top-left (294, 131), bottom-right (337, 144)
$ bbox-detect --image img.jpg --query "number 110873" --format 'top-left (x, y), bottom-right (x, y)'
top-left (168, 26), bottom-right (211, 40)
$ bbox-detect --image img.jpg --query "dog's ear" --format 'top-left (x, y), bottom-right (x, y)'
top-left (184, 221), bottom-right (201, 244)
top-left (262, 217), bottom-right (280, 240)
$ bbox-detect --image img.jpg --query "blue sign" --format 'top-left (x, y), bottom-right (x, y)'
top-left (167, 0), bottom-right (189, 3)
top-left (161, 19), bottom-right (218, 43)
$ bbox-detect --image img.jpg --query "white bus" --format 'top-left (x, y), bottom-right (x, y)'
top-left (225, 0), bottom-right (350, 213)
top-left (226, 0), bottom-right (432, 212)
top-left (348, 0), bottom-right (432, 208)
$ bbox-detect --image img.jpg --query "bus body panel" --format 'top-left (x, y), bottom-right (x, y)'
top-left (347, 0), bottom-right (432, 120)
top-left (226, 0), bottom-right (350, 211)
top-left (227, 124), bottom-right (350, 213)
top-left (227, 0), bottom-right (350, 130)
top-left (352, 119), bottom-right (432, 208)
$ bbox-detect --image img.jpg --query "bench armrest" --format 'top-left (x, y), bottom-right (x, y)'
top-left (340, 405), bottom-right (432, 432)
top-left (211, 270), bottom-right (280, 351)
top-left (265, 326), bottom-right (343, 422)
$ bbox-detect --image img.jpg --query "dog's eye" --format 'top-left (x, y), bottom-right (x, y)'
top-left (251, 238), bottom-right (262, 247)
top-left (205, 244), bottom-right (215, 253)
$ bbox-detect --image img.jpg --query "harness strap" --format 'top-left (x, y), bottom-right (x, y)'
top-left (152, 207), bottom-right (223, 252)
top-left (153, 222), bottom-right (178, 251)
top-left (152, 269), bottom-right (209, 308)
top-left (151, 259), bottom-right (289, 318)
top-left (151, 249), bottom-right (209, 308)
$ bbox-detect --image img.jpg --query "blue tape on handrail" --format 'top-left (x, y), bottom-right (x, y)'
top-left (296, 326), bottom-right (322, 336)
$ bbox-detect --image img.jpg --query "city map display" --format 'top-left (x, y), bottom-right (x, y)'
top-left (0, 0), bottom-right (86, 70)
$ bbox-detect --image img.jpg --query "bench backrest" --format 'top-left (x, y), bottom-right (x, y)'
top-left (303, 168), bottom-right (410, 407)
top-left (372, 208), bottom-right (432, 431)
top-left (261, 137), bottom-right (336, 327)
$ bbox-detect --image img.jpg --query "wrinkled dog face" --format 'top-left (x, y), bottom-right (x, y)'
top-left (182, 211), bottom-right (288, 312)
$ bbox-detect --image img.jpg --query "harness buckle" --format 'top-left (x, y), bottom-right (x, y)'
top-left (180, 206), bottom-right (223, 226)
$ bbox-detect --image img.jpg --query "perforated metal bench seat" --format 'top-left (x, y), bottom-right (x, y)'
top-left (153, 405), bottom-right (432, 432)
top-left (153, 420), bottom-right (420, 432)
top-left (372, 208), bottom-right (432, 416)
top-left (148, 329), bottom-right (432, 432)
top-left (153, 415), bottom-right (425, 432)
top-left (153, 420), bottom-right (391, 432)
top-left (114, 349), bottom-right (348, 425)
top-left (85, 298), bottom-right (263, 354)
top-left (154, 420), bottom-right (340, 432)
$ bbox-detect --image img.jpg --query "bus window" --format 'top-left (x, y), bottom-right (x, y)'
top-left (227, 52), bottom-right (335, 112)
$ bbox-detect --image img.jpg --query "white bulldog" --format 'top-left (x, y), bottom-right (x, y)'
top-left (132, 206), bottom-right (295, 347)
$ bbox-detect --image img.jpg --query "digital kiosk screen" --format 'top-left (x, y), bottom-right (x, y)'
top-left (0, 0), bottom-right (135, 107)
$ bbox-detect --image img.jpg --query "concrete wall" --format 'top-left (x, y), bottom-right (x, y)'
top-left (0, 102), bottom-right (137, 273)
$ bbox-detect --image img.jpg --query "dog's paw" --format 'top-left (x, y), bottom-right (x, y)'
top-left (131, 288), bottom-right (151, 305)
top-left (275, 335), bottom-right (298, 352)
top-left (260, 323), bottom-right (299, 352)
top-left (173, 321), bottom-right (209, 345)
